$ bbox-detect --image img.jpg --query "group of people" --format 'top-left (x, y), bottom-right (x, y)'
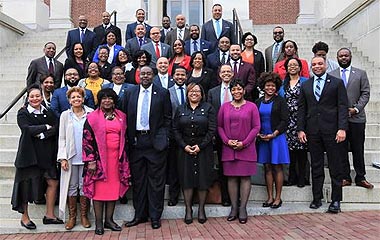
top-left (13, 3), bottom-right (372, 235)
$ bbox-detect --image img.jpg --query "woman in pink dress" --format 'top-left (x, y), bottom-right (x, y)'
top-left (82, 88), bottom-right (130, 235)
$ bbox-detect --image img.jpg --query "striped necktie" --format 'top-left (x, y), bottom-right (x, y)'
top-left (314, 78), bottom-right (322, 101)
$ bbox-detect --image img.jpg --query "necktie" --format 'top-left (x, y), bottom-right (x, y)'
top-left (48, 58), bottom-right (54, 74)
top-left (233, 61), bottom-right (238, 76)
top-left (221, 52), bottom-right (226, 64)
top-left (80, 29), bottom-right (85, 43)
top-left (314, 78), bottom-right (322, 101)
top-left (179, 86), bottom-right (185, 105)
top-left (140, 89), bottom-right (149, 127)
top-left (161, 75), bottom-right (167, 89)
top-left (193, 40), bottom-right (198, 52)
top-left (215, 20), bottom-right (221, 38)
top-left (178, 29), bottom-right (182, 40)
top-left (272, 43), bottom-right (279, 67)
top-left (223, 87), bottom-right (229, 103)
top-left (155, 43), bottom-right (160, 58)
top-left (139, 38), bottom-right (143, 47)
top-left (341, 69), bottom-right (348, 87)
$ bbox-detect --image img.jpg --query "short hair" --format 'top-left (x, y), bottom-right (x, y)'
top-left (112, 66), bottom-right (123, 73)
top-left (136, 8), bottom-right (145, 14)
top-left (258, 72), bottom-right (282, 92)
top-left (132, 50), bottom-right (152, 68)
top-left (44, 42), bottom-right (56, 48)
top-left (39, 73), bottom-right (55, 84)
top-left (337, 47), bottom-right (352, 55)
top-left (189, 24), bottom-right (200, 31)
top-left (103, 29), bottom-right (118, 44)
top-left (96, 88), bottom-right (118, 108)
top-left (173, 65), bottom-right (187, 74)
top-left (86, 62), bottom-right (101, 73)
top-left (281, 40), bottom-right (298, 54)
top-left (212, 3), bottom-right (222, 9)
top-left (162, 15), bottom-right (170, 21)
top-left (27, 84), bottom-right (42, 96)
top-left (273, 26), bottom-right (284, 32)
top-left (312, 41), bottom-right (329, 54)
top-left (135, 23), bottom-right (145, 31)
top-left (66, 86), bottom-right (85, 99)
top-left (190, 51), bottom-right (207, 68)
top-left (284, 57), bottom-right (303, 73)
top-left (229, 78), bottom-right (246, 90)
top-left (241, 32), bottom-right (258, 45)
top-left (70, 42), bottom-right (86, 61)
top-left (186, 83), bottom-right (205, 103)
top-left (116, 49), bottom-right (131, 66)
top-left (98, 45), bottom-right (110, 54)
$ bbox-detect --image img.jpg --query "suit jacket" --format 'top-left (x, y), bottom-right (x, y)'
top-left (230, 60), bottom-right (256, 97)
top-left (125, 22), bottom-right (152, 41)
top-left (99, 61), bottom-right (113, 81)
top-left (206, 50), bottom-right (230, 72)
top-left (329, 67), bottom-right (370, 123)
top-left (50, 86), bottom-right (95, 118)
top-left (164, 28), bottom-right (190, 46)
top-left (265, 42), bottom-right (285, 72)
top-left (297, 74), bottom-right (348, 135)
top-left (160, 28), bottom-right (173, 43)
top-left (141, 41), bottom-right (171, 66)
top-left (92, 44), bottom-right (124, 65)
top-left (255, 95), bottom-right (289, 134)
top-left (125, 37), bottom-right (151, 57)
top-left (153, 74), bottom-right (175, 89)
top-left (168, 85), bottom-right (182, 119)
top-left (65, 28), bottom-right (97, 60)
top-left (63, 58), bottom-right (87, 79)
top-left (26, 56), bottom-right (64, 89)
top-left (207, 85), bottom-right (223, 114)
top-left (102, 82), bottom-right (132, 108)
top-left (93, 24), bottom-right (122, 46)
top-left (184, 39), bottom-right (212, 56)
top-left (201, 19), bottom-right (234, 50)
top-left (122, 84), bottom-right (172, 151)
top-left (187, 68), bottom-right (217, 95)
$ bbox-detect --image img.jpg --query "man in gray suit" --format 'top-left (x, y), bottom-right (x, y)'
top-left (330, 48), bottom-right (373, 189)
top-left (141, 27), bottom-right (171, 68)
top-left (153, 57), bottom-right (174, 89)
top-left (164, 14), bottom-right (190, 46)
top-left (26, 42), bottom-right (63, 89)
top-left (264, 26), bottom-right (285, 72)
top-left (125, 24), bottom-right (151, 56)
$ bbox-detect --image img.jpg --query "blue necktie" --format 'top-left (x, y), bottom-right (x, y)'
top-left (215, 20), bottom-right (221, 38)
top-left (314, 78), bottom-right (322, 101)
top-left (341, 69), bottom-right (348, 87)
top-left (80, 29), bottom-right (85, 43)
top-left (179, 86), bottom-right (185, 105)
top-left (140, 89), bottom-right (149, 127)
top-left (272, 43), bottom-right (280, 67)
top-left (193, 41), bottom-right (198, 52)
top-left (139, 38), bottom-right (143, 47)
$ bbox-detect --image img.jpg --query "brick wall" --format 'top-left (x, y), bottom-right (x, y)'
top-left (249, 0), bottom-right (299, 24)
top-left (71, 0), bottom-right (106, 27)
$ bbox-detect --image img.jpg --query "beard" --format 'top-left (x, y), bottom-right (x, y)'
top-left (338, 59), bottom-right (351, 69)
top-left (65, 80), bottom-right (78, 87)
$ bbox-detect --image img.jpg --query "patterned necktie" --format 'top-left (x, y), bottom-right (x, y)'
top-left (178, 29), bottom-right (182, 40)
top-left (223, 86), bottom-right (229, 103)
top-left (221, 52), bottom-right (226, 64)
top-left (341, 69), bottom-right (348, 87)
top-left (48, 58), bottom-right (54, 74)
top-left (80, 29), bottom-right (85, 43)
top-left (215, 20), bottom-right (221, 38)
top-left (155, 43), bottom-right (160, 58)
top-left (139, 38), bottom-right (143, 47)
top-left (272, 43), bottom-right (279, 67)
top-left (234, 61), bottom-right (238, 76)
top-left (314, 78), bottom-right (322, 101)
top-left (140, 89), bottom-right (149, 127)
top-left (193, 41), bottom-right (198, 52)
top-left (179, 86), bottom-right (185, 105)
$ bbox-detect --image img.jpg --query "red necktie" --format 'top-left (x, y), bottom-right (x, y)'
top-left (155, 43), bottom-right (160, 58)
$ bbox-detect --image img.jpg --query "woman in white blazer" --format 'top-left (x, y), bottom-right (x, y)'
top-left (57, 86), bottom-right (93, 230)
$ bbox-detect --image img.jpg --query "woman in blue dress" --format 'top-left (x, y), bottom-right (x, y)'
top-left (256, 72), bottom-right (290, 209)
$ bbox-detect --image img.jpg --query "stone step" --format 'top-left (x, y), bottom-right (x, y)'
top-left (0, 124), bottom-right (20, 136)
top-left (0, 136), bottom-right (19, 149)
top-left (324, 167), bottom-right (380, 185)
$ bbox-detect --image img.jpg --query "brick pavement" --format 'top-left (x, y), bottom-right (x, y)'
top-left (0, 211), bottom-right (379, 240)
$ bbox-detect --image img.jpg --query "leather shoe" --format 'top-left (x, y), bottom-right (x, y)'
top-left (21, 220), bottom-right (36, 230)
top-left (168, 199), bottom-right (178, 206)
top-left (262, 199), bottom-right (274, 208)
top-left (227, 215), bottom-right (237, 221)
top-left (342, 179), bottom-right (352, 187)
top-left (328, 201), bottom-right (341, 214)
top-left (125, 218), bottom-right (148, 227)
top-left (309, 200), bottom-right (322, 209)
top-left (42, 216), bottom-right (64, 224)
top-left (356, 180), bottom-right (374, 189)
top-left (151, 220), bottom-right (161, 229)
top-left (104, 221), bottom-right (122, 231)
top-left (270, 199), bottom-right (282, 209)
top-left (95, 227), bottom-right (104, 235)
top-left (221, 200), bottom-right (231, 207)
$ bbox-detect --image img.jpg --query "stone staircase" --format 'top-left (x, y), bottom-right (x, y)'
top-left (0, 24), bottom-right (379, 234)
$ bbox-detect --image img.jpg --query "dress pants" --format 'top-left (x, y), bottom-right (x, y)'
top-left (343, 122), bottom-right (366, 182)
top-left (215, 137), bottom-right (230, 202)
top-left (308, 133), bottom-right (343, 202)
top-left (129, 133), bottom-right (167, 221)
top-left (166, 140), bottom-right (180, 200)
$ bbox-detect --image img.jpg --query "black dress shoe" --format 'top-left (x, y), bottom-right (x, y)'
top-left (238, 217), bottom-right (247, 224)
top-left (297, 183), bottom-right (305, 188)
top-left (198, 217), bottom-right (207, 224)
top-left (125, 218), bottom-right (148, 227)
top-left (309, 200), bottom-right (322, 209)
top-left (271, 199), bottom-right (282, 209)
top-left (119, 196), bottom-right (128, 204)
top-left (95, 227), bottom-right (104, 235)
top-left (328, 201), bottom-right (341, 214)
top-left (151, 220), bottom-right (161, 229)
top-left (221, 200), bottom-right (231, 207)
top-left (227, 215), bottom-right (237, 221)
top-left (104, 221), bottom-right (122, 231)
top-left (42, 216), bottom-right (64, 224)
top-left (168, 199), bottom-right (178, 206)
top-left (21, 220), bottom-right (36, 230)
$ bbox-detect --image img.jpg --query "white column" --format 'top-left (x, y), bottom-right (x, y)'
top-left (107, 0), bottom-right (142, 28)
top-left (297, 0), bottom-right (317, 24)
top-left (148, 0), bottom-right (161, 26)
top-left (49, 0), bottom-right (72, 28)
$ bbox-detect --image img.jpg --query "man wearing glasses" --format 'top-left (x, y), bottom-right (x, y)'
top-left (265, 26), bottom-right (285, 72)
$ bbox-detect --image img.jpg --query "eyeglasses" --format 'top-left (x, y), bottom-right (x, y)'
top-left (273, 31), bottom-right (284, 35)
top-left (66, 73), bottom-right (79, 76)
top-left (245, 38), bottom-right (254, 41)
top-left (188, 90), bottom-right (201, 94)
top-left (112, 73), bottom-right (124, 76)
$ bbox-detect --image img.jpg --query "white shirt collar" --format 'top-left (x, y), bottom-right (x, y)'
top-left (139, 84), bottom-right (153, 94)
top-left (27, 104), bottom-right (47, 114)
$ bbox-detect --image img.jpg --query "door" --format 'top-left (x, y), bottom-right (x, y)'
top-left (165, 0), bottom-right (204, 26)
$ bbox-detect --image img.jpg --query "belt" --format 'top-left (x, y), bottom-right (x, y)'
top-left (136, 130), bottom-right (150, 135)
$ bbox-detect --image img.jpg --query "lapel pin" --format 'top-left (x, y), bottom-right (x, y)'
top-left (327, 79), bottom-right (331, 83)
top-left (153, 91), bottom-right (157, 95)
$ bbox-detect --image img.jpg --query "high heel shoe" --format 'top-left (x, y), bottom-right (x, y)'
top-left (271, 199), bottom-right (282, 209)
top-left (198, 209), bottom-right (207, 224)
top-left (184, 209), bottom-right (193, 225)
top-left (238, 207), bottom-right (248, 224)
top-left (227, 208), bottom-right (238, 221)
top-left (104, 221), bottom-right (122, 231)
top-left (262, 199), bottom-right (274, 208)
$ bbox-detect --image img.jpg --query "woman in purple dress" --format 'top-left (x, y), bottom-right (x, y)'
top-left (218, 79), bottom-right (261, 224)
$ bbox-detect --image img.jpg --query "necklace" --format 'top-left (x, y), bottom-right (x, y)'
top-left (104, 112), bottom-right (115, 120)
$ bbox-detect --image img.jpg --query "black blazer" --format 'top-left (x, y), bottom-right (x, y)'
top-left (255, 95), bottom-right (289, 134)
top-left (122, 84), bottom-right (172, 151)
top-left (63, 58), bottom-right (87, 79)
top-left (93, 24), bottom-right (122, 46)
top-left (297, 74), bottom-right (348, 135)
top-left (187, 68), bottom-right (218, 96)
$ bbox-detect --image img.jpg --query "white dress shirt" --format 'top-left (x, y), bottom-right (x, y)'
top-left (158, 73), bottom-right (169, 89)
top-left (136, 84), bottom-right (152, 130)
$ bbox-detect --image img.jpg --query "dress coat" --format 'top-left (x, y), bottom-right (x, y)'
top-left (93, 24), bottom-right (122, 46)
top-left (141, 41), bottom-right (171, 66)
top-left (153, 74), bottom-right (175, 89)
top-left (92, 44), bottom-right (124, 65)
top-left (65, 28), bottom-right (97, 60)
top-left (265, 42), bottom-right (285, 72)
top-left (164, 28), bottom-right (190, 46)
top-left (168, 55), bottom-right (192, 76)
top-left (229, 60), bottom-right (256, 98)
top-left (125, 22), bottom-right (152, 41)
top-left (187, 68), bottom-right (218, 95)
top-left (125, 37), bottom-right (151, 57)
top-left (160, 28), bottom-right (173, 43)
top-left (206, 50), bottom-right (230, 72)
top-left (26, 56), bottom-right (64, 89)
top-left (201, 19), bottom-right (234, 50)
top-left (57, 106), bottom-right (93, 220)
top-left (184, 39), bottom-right (212, 56)
top-left (102, 82), bottom-right (133, 108)
top-left (63, 57), bottom-right (87, 80)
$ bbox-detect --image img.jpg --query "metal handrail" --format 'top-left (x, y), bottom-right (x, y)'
top-left (232, 8), bottom-right (244, 46)
top-left (110, 10), bottom-right (117, 26)
top-left (0, 10), bottom-right (119, 120)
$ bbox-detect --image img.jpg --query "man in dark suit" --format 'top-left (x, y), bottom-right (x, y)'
top-left (206, 36), bottom-right (231, 72)
top-left (141, 27), bottom-right (171, 67)
top-left (207, 64), bottom-right (234, 206)
top-left (93, 11), bottom-right (122, 47)
top-left (164, 14), bottom-right (190, 46)
top-left (298, 56), bottom-right (348, 213)
top-left (201, 4), bottom-right (234, 50)
top-left (26, 42), bottom-right (64, 89)
top-left (166, 66), bottom-right (187, 206)
top-left (51, 68), bottom-right (95, 118)
top-left (228, 44), bottom-right (256, 100)
top-left (125, 23), bottom-right (151, 57)
top-left (125, 9), bottom-right (152, 42)
top-left (153, 57), bottom-right (174, 89)
top-left (123, 66), bottom-right (172, 229)
top-left (330, 48), bottom-right (373, 189)
top-left (160, 16), bottom-right (172, 43)
top-left (265, 26), bottom-right (285, 72)
top-left (185, 24), bottom-right (212, 56)
top-left (65, 15), bottom-right (97, 60)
